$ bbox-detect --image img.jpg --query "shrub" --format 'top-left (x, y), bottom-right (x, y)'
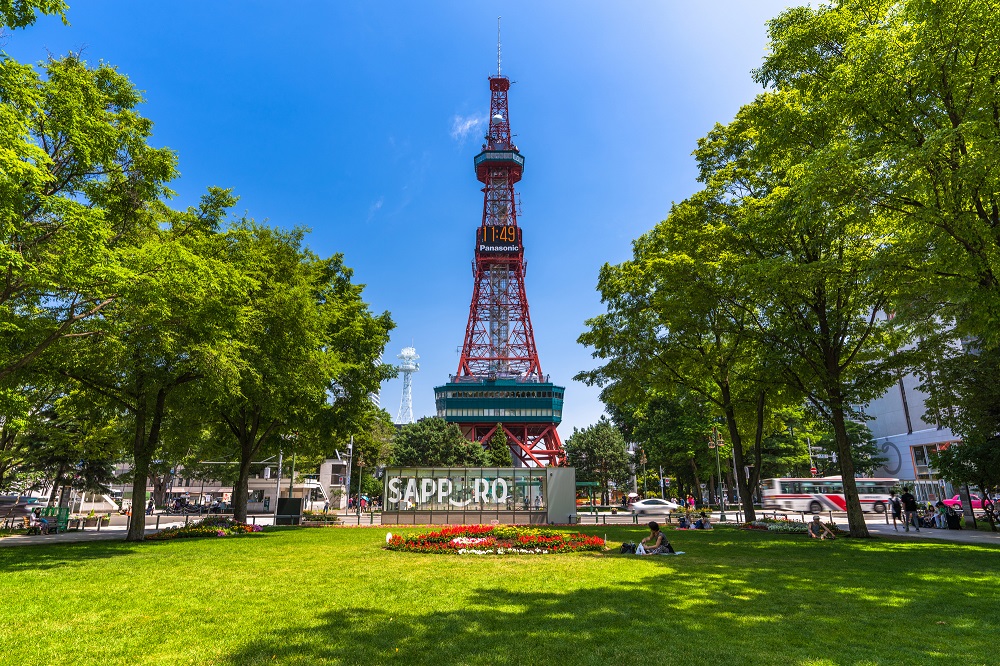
top-left (145, 517), bottom-right (264, 541)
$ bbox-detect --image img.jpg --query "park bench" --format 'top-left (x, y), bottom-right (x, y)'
top-left (23, 516), bottom-right (61, 535)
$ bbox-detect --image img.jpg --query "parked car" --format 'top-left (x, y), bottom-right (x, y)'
top-left (0, 495), bottom-right (45, 519)
top-left (630, 498), bottom-right (680, 516)
top-left (941, 494), bottom-right (982, 511)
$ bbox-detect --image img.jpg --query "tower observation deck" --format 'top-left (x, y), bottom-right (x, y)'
top-left (433, 64), bottom-right (566, 467)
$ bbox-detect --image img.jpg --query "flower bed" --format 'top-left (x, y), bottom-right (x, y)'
top-left (741, 517), bottom-right (845, 536)
top-left (300, 511), bottom-right (340, 526)
top-left (385, 525), bottom-right (605, 555)
top-left (145, 516), bottom-right (264, 541)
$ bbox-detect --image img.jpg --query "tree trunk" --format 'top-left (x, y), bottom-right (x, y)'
top-left (688, 458), bottom-right (700, 506)
top-left (152, 471), bottom-right (171, 508)
top-left (960, 484), bottom-right (978, 529)
top-left (127, 442), bottom-right (152, 542)
top-left (831, 405), bottom-right (871, 538)
top-left (226, 407), bottom-right (279, 524)
top-left (47, 463), bottom-right (66, 507)
top-left (721, 385), bottom-right (756, 521)
top-left (126, 387), bottom-right (168, 542)
top-left (233, 437), bottom-right (253, 523)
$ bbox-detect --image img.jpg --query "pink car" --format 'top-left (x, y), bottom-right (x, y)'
top-left (941, 494), bottom-right (982, 510)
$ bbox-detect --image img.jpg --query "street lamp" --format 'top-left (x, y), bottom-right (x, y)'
top-left (708, 426), bottom-right (727, 522)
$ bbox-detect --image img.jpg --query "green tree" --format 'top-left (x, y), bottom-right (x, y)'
top-left (484, 424), bottom-right (513, 467)
top-left (815, 422), bottom-right (886, 478)
top-left (391, 418), bottom-right (487, 468)
top-left (577, 196), bottom-right (789, 520)
top-left (60, 189), bottom-right (246, 541)
top-left (629, 393), bottom-right (714, 501)
top-left (0, 0), bottom-right (66, 31)
top-left (564, 418), bottom-right (630, 506)
top-left (690, 53), bottom-right (918, 536)
top-left (755, 0), bottom-right (1000, 347)
top-left (0, 53), bottom-right (176, 390)
top-left (200, 221), bottom-right (394, 522)
top-left (922, 344), bottom-right (1000, 521)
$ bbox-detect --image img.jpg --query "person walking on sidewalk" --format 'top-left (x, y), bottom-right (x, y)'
top-left (900, 487), bottom-right (920, 532)
top-left (889, 491), bottom-right (903, 531)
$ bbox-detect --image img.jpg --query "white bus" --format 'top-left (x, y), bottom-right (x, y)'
top-left (762, 477), bottom-right (898, 514)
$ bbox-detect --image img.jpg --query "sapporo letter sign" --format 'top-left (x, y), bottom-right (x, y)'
top-left (386, 476), bottom-right (509, 507)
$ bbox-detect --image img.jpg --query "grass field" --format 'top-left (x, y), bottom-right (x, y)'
top-left (0, 525), bottom-right (995, 665)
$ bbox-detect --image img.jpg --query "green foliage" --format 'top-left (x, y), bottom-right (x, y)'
top-left (0, 0), bottom-right (67, 30)
top-left (484, 424), bottom-right (513, 467)
top-left (922, 345), bottom-right (1000, 492)
top-left (0, 53), bottom-right (177, 389)
top-left (815, 421), bottom-right (886, 478)
top-left (576, 194), bottom-right (794, 519)
top-left (359, 473), bottom-right (383, 499)
top-left (756, 0), bottom-right (1000, 347)
top-left (391, 417), bottom-right (487, 467)
top-left (564, 418), bottom-right (630, 504)
top-left (630, 393), bottom-right (714, 493)
top-left (192, 220), bottom-right (394, 521)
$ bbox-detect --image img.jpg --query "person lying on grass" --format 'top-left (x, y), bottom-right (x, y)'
top-left (639, 521), bottom-right (676, 554)
top-left (808, 515), bottom-right (835, 540)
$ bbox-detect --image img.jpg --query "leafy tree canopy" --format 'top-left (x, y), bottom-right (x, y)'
top-left (564, 417), bottom-right (630, 504)
top-left (485, 425), bottom-right (513, 467)
top-left (391, 418), bottom-right (487, 468)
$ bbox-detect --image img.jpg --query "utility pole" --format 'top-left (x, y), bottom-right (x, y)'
top-left (344, 436), bottom-right (353, 514)
top-left (709, 426), bottom-right (727, 522)
top-left (272, 449), bottom-right (283, 525)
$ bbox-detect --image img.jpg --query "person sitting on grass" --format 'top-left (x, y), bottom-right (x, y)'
top-left (694, 512), bottom-right (713, 529)
top-left (808, 515), bottom-right (835, 540)
top-left (639, 521), bottom-right (676, 554)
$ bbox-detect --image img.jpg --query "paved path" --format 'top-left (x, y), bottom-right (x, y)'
top-left (2, 510), bottom-right (997, 547)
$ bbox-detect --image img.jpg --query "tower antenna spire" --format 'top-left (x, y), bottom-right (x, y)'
top-left (497, 16), bottom-right (502, 77)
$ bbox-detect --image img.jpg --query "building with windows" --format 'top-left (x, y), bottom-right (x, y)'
top-left (864, 369), bottom-right (956, 502)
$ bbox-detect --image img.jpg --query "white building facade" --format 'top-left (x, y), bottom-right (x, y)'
top-left (865, 369), bottom-right (957, 503)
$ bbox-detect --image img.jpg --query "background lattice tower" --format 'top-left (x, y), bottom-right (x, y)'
top-left (434, 39), bottom-right (566, 466)
top-left (395, 346), bottom-right (420, 424)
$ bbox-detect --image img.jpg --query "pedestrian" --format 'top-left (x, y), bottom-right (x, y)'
top-left (899, 486), bottom-right (920, 532)
top-left (323, 500), bottom-right (329, 514)
top-left (889, 491), bottom-right (903, 531)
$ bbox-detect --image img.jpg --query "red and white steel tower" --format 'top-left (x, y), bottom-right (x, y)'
top-left (434, 46), bottom-right (566, 466)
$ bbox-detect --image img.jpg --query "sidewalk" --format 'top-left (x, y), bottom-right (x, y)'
top-left (0, 518), bottom-right (194, 548)
top-left (734, 509), bottom-right (1000, 545)
top-left (865, 520), bottom-right (1000, 544)
top-left (0, 514), bottom-right (281, 548)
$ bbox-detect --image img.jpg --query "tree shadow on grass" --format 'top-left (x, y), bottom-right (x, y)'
top-left (222, 539), bottom-right (996, 666)
top-left (0, 530), bottom-right (286, 572)
top-left (0, 540), bottom-right (141, 572)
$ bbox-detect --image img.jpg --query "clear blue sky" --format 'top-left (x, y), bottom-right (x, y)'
top-left (8, 1), bottom-right (793, 436)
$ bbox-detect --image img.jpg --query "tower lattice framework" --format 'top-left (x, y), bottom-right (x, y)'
top-left (396, 346), bottom-right (419, 425)
top-left (438, 66), bottom-right (565, 467)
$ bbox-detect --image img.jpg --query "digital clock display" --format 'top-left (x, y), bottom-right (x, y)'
top-left (477, 225), bottom-right (521, 253)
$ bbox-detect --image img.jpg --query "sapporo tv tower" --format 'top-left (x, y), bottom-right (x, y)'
top-left (434, 26), bottom-right (566, 466)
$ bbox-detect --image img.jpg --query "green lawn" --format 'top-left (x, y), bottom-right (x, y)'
top-left (0, 525), bottom-right (995, 665)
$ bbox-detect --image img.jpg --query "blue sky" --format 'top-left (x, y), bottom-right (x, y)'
top-left (8, 1), bottom-right (793, 436)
